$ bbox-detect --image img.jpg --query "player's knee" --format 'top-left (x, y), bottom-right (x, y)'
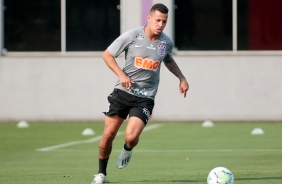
top-left (125, 135), bottom-right (139, 147)
top-left (103, 131), bottom-right (117, 142)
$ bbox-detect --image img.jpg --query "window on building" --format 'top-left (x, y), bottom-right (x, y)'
top-left (66, 0), bottom-right (120, 51)
top-left (238, 0), bottom-right (282, 50)
top-left (4, 0), bottom-right (61, 51)
top-left (4, 0), bottom-right (282, 52)
top-left (174, 0), bottom-right (232, 50)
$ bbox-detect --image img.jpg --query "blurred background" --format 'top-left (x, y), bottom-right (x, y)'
top-left (0, 0), bottom-right (282, 121)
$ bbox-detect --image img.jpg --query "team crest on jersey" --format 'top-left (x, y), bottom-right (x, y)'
top-left (136, 34), bottom-right (144, 40)
top-left (157, 44), bottom-right (166, 56)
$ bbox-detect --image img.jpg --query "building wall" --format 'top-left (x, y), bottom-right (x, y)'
top-left (0, 0), bottom-right (282, 121)
top-left (1, 55), bottom-right (282, 121)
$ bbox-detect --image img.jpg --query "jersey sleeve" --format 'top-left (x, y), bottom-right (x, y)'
top-left (163, 39), bottom-right (174, 62)
top-left (107, 30), bottom-right (133, 58)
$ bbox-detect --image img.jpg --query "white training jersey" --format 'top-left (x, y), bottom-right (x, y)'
top-left (107, 26), bottom-right (174, 100)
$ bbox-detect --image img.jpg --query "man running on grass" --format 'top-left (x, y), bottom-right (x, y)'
top-left (91, 3), bottom-right (189, 184)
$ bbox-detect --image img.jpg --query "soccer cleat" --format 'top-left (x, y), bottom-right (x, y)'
top-left (91, 173), bottom-right (106, 184)
top-left (117, 148), bottom-right (133, 169)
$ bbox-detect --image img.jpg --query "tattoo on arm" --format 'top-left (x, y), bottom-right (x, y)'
top-left (164, 59), bottom-right (185, 80)
top-left (99, 146), bottom-right (112, 157)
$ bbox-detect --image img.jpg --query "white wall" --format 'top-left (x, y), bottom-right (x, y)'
top-left (0, 55), bottom-right (282, 121)
top-left (120, 0), bottom-right (142, 33)
top-left (155, 55), bottom-right (282, 120)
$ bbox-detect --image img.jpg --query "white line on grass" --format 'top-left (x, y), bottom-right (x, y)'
top-left (36, 123), bottom-right (161, 152)
top-left (124, 149), bottom-right (282, 153)
top-left (48, 148), bottom-right (282, 153)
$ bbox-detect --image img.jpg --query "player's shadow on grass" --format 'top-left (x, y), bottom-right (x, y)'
top-left (107, 179), bottom-right (205, 183)
top-left (108, 176), bottom-right (282, 183)
top-left (236, 176), bottom-right (282, 181)
top-left (172, 176), bottom-right (282, 182)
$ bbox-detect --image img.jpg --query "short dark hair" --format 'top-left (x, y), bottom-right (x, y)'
top-left (150, 3), bottom-right (169, 14)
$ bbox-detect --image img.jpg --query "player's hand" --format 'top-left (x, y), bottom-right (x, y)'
top-left (119, 74), bottom-right (134, 89)
top-left (179, 79), bottom-right (189, 98)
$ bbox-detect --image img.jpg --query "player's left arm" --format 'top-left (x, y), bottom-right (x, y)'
top-left (163, 59), bottom-right (189, 97)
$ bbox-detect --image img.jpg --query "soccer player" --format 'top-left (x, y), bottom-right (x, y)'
top-left (91, 3), bottom-right (189, 184)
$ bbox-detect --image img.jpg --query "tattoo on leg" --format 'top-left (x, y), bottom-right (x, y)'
top-left (99, 146), bottom-right (112, 157)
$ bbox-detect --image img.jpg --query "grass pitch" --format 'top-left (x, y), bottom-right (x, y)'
top-left (1, 121), bottom-right (282, 184)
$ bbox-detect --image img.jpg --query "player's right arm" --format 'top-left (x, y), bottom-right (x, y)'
top-left (102, 49), bottom-right (134, 89)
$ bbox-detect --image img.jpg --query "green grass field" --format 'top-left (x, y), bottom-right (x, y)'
top-left (1, 121), bottom-right (282, 184)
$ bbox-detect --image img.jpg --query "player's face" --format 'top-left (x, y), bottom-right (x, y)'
top-left (147, 10), bottom-right (168, 35)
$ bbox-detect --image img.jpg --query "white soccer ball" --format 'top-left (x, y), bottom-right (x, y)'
top-left (207, 167), bottom-right (234, 184)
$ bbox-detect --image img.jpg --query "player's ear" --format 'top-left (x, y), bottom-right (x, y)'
top-left (147, 14), bottom-right (151, 23)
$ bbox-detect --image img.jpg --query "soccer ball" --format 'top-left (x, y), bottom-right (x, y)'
top-left (207, 167), bottom-right (234, 184)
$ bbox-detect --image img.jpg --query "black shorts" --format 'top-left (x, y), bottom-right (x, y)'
top-left (103, 89), bottom-right (155, 125)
